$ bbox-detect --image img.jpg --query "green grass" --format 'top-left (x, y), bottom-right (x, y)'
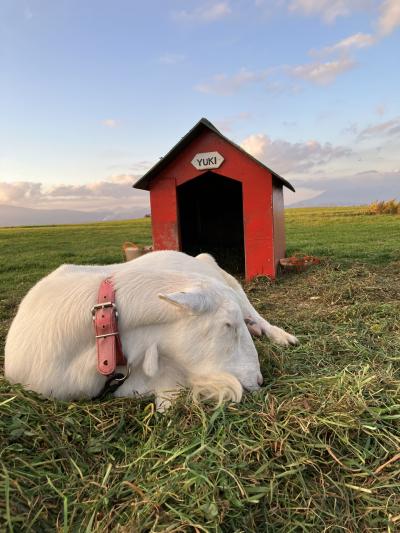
top-left (285, 206), bottom-right (400, 264)
top-left (1, 207), bottom-right (400, 532)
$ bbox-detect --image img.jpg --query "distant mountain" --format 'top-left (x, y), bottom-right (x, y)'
top-left (0, 204), bottom-right (149, 227)
top-left (289, 174), bottom-right (400, 208)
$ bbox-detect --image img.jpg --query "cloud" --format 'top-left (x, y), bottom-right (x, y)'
top-left (289, 56), bottom-right (357, 85)
top-left (159, 53), bottom-right (185, 65)
top-left (195, 63), bottom-right (341, 93)
top-left (195, 68), bottom-right (268, 95)
top-left (0, 181), bottom-right (42, 204)
top-left (0, 175), bottom-right (149, 212)
top-left (305, 2), bottom-right (400, 59)
top-left (241, 134), bottom-right (352, 174)
top-left (378, 0), bottom-right (400, 36)
top-left (288, 0), bottom-right (400, 39)
top-left (196, 45), bottom-right (362, 95)
top-left (197, 56), bottom-right (356, 96)
top-left (288, 0), bottom-right (372, 23)
top-left (358, 116), bottom-right (400, 139)
top-left (48, 174), bottom-right (137, 199)
top-left (173, 1), bottom-right (231, 22)
top-left (310, 32), bottom-right (376, 56)
top-left (101, 119), bottom-right (119, 128)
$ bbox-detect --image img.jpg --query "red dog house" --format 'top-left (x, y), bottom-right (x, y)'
top-left (134, 118), bottom-right (295, 279)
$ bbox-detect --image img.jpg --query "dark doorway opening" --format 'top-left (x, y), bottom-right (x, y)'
top-left (177, 172), bottom-right (245, 274)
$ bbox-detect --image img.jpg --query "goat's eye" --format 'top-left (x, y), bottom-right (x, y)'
top-left (225, 322), bottom-right (232, 328)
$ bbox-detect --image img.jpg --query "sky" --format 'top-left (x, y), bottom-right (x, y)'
top-left (0, 0), bottom-right (399, 214)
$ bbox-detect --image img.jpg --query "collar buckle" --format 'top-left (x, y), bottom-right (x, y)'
top-left (91, 301), bottom-right (117, 318)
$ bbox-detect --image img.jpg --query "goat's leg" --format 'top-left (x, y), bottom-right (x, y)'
top-left (247, 315), bottom-right (298, 346)
top-left (196, 253), bottom-right (299, 346)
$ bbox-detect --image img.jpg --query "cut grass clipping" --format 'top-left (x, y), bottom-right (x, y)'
top-left (1, 207), bottom-right (400, 531)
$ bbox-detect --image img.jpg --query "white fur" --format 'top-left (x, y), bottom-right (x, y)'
top-left (5, 251), bottom-right (297, 409)
top-left (4, 255), bottom-right (256, 406)
top-left (56, 251), bottom-right (298, 345)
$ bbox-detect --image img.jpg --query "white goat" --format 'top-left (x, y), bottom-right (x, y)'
top-left (5, 251), bottom-right (297, 409)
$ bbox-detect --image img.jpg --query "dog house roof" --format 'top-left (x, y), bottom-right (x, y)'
top-left (133, 118), bottom-right (295, 192)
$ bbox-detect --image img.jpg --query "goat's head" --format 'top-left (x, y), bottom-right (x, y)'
top-left (150, 282), bottom-right (263, 403)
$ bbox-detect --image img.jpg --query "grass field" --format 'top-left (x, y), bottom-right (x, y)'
top-left (1, 207), bottom-right (400, 532)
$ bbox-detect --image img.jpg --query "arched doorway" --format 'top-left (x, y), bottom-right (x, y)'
top-left (177, 172), bottom-right (245, 274)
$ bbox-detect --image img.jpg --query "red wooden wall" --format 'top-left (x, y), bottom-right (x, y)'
top-left (148, 128), bottom-right (281, 279)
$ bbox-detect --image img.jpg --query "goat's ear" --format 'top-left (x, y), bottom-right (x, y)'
top-left (143, 343), bottom-right (159, 377)
top-left (158, 288), bottom-right (214, 314)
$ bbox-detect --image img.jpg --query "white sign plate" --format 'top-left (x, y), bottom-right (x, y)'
top-left (191, 151), bottom-right (224, 170)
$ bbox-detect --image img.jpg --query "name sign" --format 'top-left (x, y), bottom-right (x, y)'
top-left (191, 151), bottom-right (224, 170)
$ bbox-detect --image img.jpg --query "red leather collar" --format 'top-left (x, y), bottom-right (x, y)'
top-left (92, 277), bottom-right (127, 376)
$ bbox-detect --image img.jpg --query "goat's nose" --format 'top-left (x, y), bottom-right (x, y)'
top-left (257, 374), bottom-right (264, 386)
